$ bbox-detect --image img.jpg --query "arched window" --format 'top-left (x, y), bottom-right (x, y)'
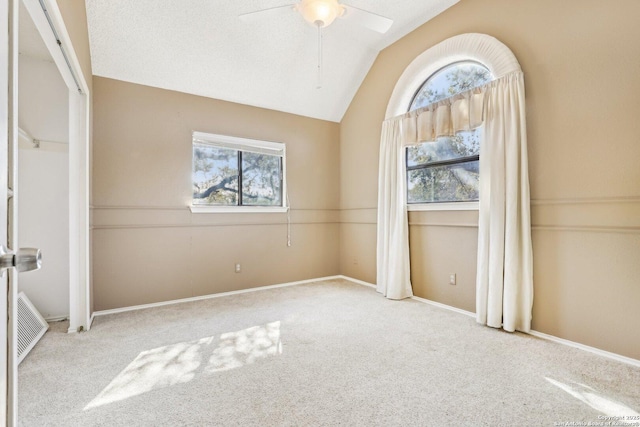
top-left (406, 61), bottom-right (493, 204)
top-left (379, 34), bottom-right (532, 335)
top-left (409, 61), bottom-right (492, 110)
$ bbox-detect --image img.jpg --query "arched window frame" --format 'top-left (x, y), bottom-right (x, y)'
top-left (407, 60), bottom-right (492, 111)
top-left (385, 33), bottom-right (521, 211)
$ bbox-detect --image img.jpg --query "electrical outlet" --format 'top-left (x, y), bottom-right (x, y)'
top-left (449, 273), bottom-right (456, 285)
top-left (235, 263), bottom-right (241, 273)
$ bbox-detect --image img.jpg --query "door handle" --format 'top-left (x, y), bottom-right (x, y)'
top-left (0, 246), bottom-right (42, 274)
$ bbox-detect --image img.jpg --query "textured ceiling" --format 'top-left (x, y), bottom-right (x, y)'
top-left (85, 0), bottom-right (458, 122)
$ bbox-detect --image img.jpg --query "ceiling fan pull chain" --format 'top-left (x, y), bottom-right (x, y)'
top-left (316, 21), bottom-right (323, 89)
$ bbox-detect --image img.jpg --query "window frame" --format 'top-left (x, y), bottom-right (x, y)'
top-left (404, 61), bottom-right (491, 210)
top-left (189, 132), bottom-right (288, 214)
top-left (407, 60), bottom-right (491, 112)
top-left (406, 149), bottom-right (480, 207)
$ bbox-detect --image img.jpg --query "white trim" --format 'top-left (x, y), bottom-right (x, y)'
top-left (44, 315), bottom-right (68, 323)
top-left (337, 275), bottom-right (376, 289)
top-left (92, 276), bottom-right (343, 317)
top-left (70, 84), bottom-right (91, 333)
top-left (385, 33), bottom-right (521, 120)
top-left (411, 292), bottom-right (640, 368)
top-left (32, 0), bottom-right (92, 334)
top-left (20, 0), bottom-right (79, 92)
top-left (407, 201), bottom-right (479, 211)
top-left (192, 131), bottom-right (288, 212)
top-left (408, 296), bottom-right (640, 368)
top-left (5, 1), bottom-right (18, 422)
top-left (21, 0), bottom-right (92, 334)
top-left (189, 205), bottom-right (289, 214)
top-left (192, 131), bottom-right (285, 154)
top-left (527, 330), bottom-right (640, 369)
top-left (410, 295), bottom-right (476, 318)
top-left (67, 313), bottom-right (94, 334)
top-left (339, 276), bottom-right (640, 368)
top-left (337, 276), bottom-right (478, 317)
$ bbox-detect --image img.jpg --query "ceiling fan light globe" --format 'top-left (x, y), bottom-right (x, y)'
top-left (299, 0), bottom-right (344, 28)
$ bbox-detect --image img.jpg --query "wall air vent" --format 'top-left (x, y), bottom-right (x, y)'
top-left (17, 292), bottom-right (49, 364)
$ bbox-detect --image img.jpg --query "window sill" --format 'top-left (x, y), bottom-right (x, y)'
top-left (190, 205), bottom-right (289, 214)
top-left (407, 201), bottom-right (479, 211)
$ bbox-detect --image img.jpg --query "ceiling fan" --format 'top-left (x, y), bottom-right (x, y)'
top-left (239, 0), bottom-right (393, 88)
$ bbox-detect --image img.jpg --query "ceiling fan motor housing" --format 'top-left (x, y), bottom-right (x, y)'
top-left (297, 0), bottom-right (345, 28)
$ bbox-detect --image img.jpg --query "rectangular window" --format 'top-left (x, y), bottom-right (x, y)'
top-left (406, 129), bottom-right (481, 205)
top-left (191, 132), bottom-right (286, 213)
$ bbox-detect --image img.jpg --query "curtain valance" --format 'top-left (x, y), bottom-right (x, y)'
top-left (390, 71), bottom-right (521, 146)
top-left (400, 89), bottom-right (484, 145)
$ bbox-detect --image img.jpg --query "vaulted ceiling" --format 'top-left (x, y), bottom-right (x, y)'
top-left (85, 0), bottom-right (458, 122)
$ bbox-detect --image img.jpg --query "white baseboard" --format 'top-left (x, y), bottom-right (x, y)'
top-left (527, 330), bottom-right (640, 368)
top-left (92, 275), bottom-right (343, 317)
top-left (66, 315), bottom-right (94, 334)
top-left (337, 275), bottom-right (475, 318)
top-left (338, 275), bottom-right (640, 368)
top-left (337, 275), bottom-right (376, 288)
top-left (410, 295), bottom-right (476, 318)
top-left (45, 315), bottom-right (68, 323)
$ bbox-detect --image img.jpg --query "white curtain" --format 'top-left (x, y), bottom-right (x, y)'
top-left (476, 72), bottom-right (533, 332)
top-left (376, 119), bottom-right (413, 300)
top-left (376, 71), bottom-right (533, 332)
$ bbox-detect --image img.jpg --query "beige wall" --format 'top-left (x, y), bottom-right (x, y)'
top-left (339, 0), bottom-right (640, 359)
top-left (92, 77), bottom-right (340, 311)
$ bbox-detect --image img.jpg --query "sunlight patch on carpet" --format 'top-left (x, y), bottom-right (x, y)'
top-left (84, 321), bottom-right (282, 410)
top-left (545, 377), bottom-right (639, 417)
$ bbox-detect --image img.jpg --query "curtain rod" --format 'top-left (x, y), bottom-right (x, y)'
top-left (37, 0), bottom-right (83, 94)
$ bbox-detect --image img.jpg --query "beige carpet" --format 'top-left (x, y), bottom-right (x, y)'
top-left (18, 279), bottom-right (640, 426)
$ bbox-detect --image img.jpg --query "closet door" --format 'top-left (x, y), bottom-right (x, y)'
top-left (0, 0), bottom-right (15, 422)
top-left (1, 1), bottom-right (43, 424)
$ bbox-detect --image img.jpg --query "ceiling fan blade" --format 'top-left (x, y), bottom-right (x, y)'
top-left (341, 4), bottom-right (393, 34)
top-left (239, 4), bottom-right (296, 23)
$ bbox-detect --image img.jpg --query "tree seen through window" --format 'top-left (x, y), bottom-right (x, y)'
top-left (407, 61), bottom-right (492, 203)
top-left (193, 143), bottom-right (282, 207)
